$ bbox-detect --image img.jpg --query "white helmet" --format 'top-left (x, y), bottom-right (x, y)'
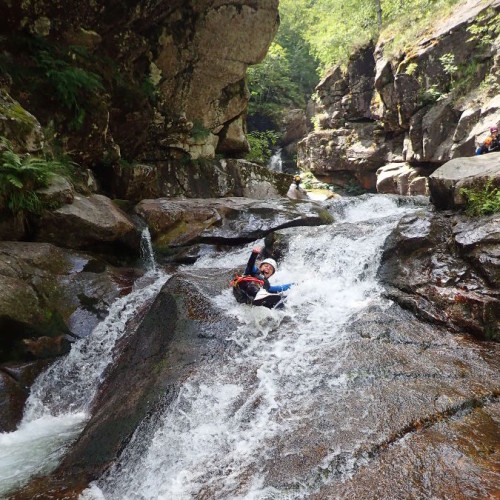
top-left (260, 258), bottom-right (277, 273)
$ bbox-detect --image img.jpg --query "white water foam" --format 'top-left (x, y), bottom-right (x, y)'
top-left (85, 195), bottom-right (421, 499)
top-left (0, 413), bottom-right (86, 494)
top-left (0, 270), bottom-right (168, 497)
top-left (24, 271), bottom-right (168, 420)
top-left (268, 149), bottom-right (283, 172)
top-left (140, 227), bottom-right (156, 273)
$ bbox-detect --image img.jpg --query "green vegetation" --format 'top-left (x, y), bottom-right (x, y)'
top-left (246, 131), bottom-right (279, 164)
top-left (247, 16), bottom-right (319, 123)
top-left (38, 49), bottom-right (104, 130)
top-left (380, 0), bottom-right (460, 59)
top-left (246, 0), bottom-right (462, 161)
top-left (460, 179), bottom-right (500, 216)
top-left (0, 137), bottom-right (69, 217)
top-left (466, 10), bottom-right (500, 50)
top-left (0, 34), bottom-right (104, 130)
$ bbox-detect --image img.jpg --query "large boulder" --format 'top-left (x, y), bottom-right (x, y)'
top-left (376, 163), bottom-right (430, 196)
top-left (135, 197), bottom-right (333, 259)
top-left (35, 194), bottom-right (140, 252)
top-left (428, 152), bottom-right (500, 209)
top-left (378, 211), bottom-right (500, 340)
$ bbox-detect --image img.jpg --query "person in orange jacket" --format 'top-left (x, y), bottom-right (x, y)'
top-left (231, 246), bottom-right (293, 308)
top-left (475, 125), bottom-right (499, 155)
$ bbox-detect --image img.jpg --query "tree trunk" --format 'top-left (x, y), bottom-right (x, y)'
top-left (375, 0), bottom-right (382, 26)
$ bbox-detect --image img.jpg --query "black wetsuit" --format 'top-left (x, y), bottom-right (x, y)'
top-left (233, 252), bottom-right (292, 309)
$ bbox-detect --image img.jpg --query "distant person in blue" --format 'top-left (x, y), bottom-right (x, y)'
top-left (231, 246), bottom-right (293, 308)
top-left (475, 126), bottom-right (499, 155)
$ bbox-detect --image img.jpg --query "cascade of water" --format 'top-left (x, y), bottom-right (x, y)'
top-left (140, 227), bottom-right (156, 272)
top-left (268, 149), bottom-right (283, 172)
top-left (0, 267), bottom-right (168, 496)
top-left (85, 195), bottom-right (424, 500)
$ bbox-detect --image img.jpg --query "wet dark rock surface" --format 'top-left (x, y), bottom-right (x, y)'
top-left (8, 197), bottom-right (500, 499)
top-left (262, 305), bottom-right (500, 498)
top-left (0, 361), bottom-right (50, 432)
top-left (136, 197), bottom-right (333, 261)
top-left (379, 210), bottom-right (500, 340)
top-left (0, 242), bottom-right (143, 431)
top-left (14, 268), bottom-right (237, 496)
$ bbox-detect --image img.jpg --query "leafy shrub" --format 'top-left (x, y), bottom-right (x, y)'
top-left (460, 179), bottom-right (500, 216)
top-left (467, 11), bottom-right (500, 50)
top-left (246, 131), bottom-right (279, 164)
top-left (419, 84), bottom-right (446, 105)
top-left (0, 34), bottom-right (104, 130)
top-left (38, 50), bottom-right (104, 130)
top-left (0, 137), bottom-right (69, 217)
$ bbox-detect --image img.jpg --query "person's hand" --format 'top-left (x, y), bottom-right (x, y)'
top-left (252, 245), bottom-right (262, 254)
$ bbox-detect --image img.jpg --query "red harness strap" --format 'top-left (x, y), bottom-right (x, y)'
top-left (230, 274), bottom-right (265, 288)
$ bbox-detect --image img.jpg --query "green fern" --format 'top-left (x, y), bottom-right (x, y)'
top-left (460, 179), bottom-right (500, 216)
top-left (38, 50), bottom-right (104, 130)
top-left (0, 137), bottom-right (69, 217)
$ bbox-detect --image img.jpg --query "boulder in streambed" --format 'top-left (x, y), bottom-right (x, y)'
top-left (428, 152), bottom-right (500, 209)
top-left (376, 163), bottom-right (430, 196)
top-left (34, 194), bottom-right (140, 253)
top-left (13, 269), bottom-right (237, 496)
top-left (0, 242), bottom-right (143, 431)
top-left (135, 197), bottom-right (333, 260)
top-left (378, 211), bottom-right (500, 340)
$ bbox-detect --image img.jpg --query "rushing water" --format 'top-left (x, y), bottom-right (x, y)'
top-left (268, 149), bottom-right (283, 172)
top-left (3, 196), bottom-right (498, 499)
top-left (0, 234), bottom-right (168, 496)
top-left (140, 227), bottom-right (157, 273)
top-left (82, 195), bottom-right (452, 499)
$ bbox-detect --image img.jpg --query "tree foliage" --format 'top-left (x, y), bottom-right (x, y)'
top-left (247, 4), bottom-right (319, 128)
top-left (246, 131), bottom-right (280, 164)
top-left (247, 0), bottom-right (462, 126)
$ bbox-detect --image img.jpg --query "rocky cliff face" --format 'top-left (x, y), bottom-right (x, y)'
top-left (298, 0), bottom-right (500, 192)
top-left (1, 1), bottom-right (279, 165)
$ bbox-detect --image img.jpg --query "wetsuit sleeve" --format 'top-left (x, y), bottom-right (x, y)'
top-left (244, 251), bottom-right (259, 276)
top-left (268, 282), bottom-right (294, 293)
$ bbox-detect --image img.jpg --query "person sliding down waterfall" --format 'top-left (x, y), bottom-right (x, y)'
top-left (231, 246), bottom-right (293, 309)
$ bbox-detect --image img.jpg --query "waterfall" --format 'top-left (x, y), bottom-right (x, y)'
top-left (268, 149), bottom-right (283, 172)
top-left (0, 254), bottom-right (168, 495)
top-left (140, 227), bottom-right (156, 273)
top-left (84, 196), bottom-right (428, 499)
